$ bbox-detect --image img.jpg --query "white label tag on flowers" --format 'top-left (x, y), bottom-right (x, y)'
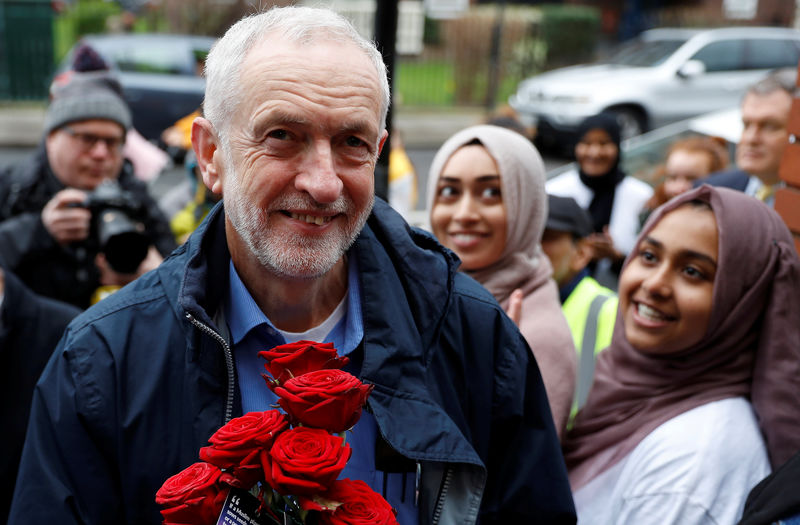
top-left (216, 487), bottom-right (263, 525)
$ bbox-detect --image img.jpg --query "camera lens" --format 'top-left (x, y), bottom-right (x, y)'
top-left (97, 209), bottom-right (149, 274)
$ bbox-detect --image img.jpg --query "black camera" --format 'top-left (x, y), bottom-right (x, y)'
top-left (82, 180), bottom-right (150, 274)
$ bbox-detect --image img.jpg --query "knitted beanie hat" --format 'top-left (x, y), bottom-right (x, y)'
top-left (44, 81), bottom-right (131, 134)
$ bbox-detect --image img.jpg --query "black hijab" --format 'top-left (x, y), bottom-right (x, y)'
top-left (575, 113), bottom-right (626, 232)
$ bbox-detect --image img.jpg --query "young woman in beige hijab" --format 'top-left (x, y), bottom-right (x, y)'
top-left (564, 185), bottom-right (800, 524)
top-left (427, 124), bottom-right (576, 438)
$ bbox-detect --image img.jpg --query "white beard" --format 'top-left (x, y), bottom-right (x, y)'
top-left (221, 150), bottom-right (373, 279)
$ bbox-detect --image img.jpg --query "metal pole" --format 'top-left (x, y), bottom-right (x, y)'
top-left (373, 0), bottom-right (398, 202)
top-left (485, 0), bottom-right (506, 110)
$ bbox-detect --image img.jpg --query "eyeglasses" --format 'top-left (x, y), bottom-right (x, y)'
top-left (62, 126), bottom-right (125, 153)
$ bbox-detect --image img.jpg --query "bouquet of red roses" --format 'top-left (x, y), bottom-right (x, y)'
top-left (155, 340), bottom-right (399, 524)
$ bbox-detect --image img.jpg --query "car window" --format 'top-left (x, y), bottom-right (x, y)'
top-left (114, 44), bottom-right (189, 75)
top-left (690, 40), bottom-right (745, 72)
top-left (744, 39), bottom-right (800, 70)
top-left (605, 38), bottom-right (688, 67)
top-left (92, 39), bottom-right (206, 76)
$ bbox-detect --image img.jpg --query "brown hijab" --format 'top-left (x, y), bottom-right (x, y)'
top-left (564, 185), bottom-right (800, 488)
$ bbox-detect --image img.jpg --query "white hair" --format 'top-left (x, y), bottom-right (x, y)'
top-left (203, 5), bottom-right (390, 146)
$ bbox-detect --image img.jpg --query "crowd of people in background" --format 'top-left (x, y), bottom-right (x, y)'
top-left (639, 134), bottom-right (730, 224)
top-left (422, 65), bottom-right (800, 523)
top-left (1, 5), bottom-right (800, 525)
top-left (546, 113), bottom-right (654, 289)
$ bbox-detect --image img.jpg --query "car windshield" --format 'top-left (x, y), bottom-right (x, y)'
top-left (86, 38), bottom-right (211, 76)
top-left (604, 37), bottom-right (688, 67)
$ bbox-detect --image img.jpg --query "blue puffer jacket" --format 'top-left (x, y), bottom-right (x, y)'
top-left (9, 199), bottom-right (575, 524)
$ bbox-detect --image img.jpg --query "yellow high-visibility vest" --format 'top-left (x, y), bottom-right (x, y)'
top-left (563, 276), bottom-right (617, 414)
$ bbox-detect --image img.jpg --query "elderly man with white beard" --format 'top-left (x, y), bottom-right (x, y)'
top-left (9, 6), bottom-right (574, 525)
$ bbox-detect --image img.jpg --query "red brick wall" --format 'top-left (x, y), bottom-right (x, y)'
top-left (751, 0), bottom-right (794, 26)
top-left (775, 61), bottom-right (800, 255)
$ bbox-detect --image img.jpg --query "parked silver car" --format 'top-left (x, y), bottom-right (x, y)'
top-left (510, 26), bottom-right (800, 149)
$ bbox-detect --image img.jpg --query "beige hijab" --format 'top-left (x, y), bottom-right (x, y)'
top-left (426, 125), bottom-right (550, 302)
top-left (427, 125), bottom-right (576, 436)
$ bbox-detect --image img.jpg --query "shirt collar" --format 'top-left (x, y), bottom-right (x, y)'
top-left (226, 260), bottom-right (275, 345)
top-left (224, 255), bottom-right (363, 352)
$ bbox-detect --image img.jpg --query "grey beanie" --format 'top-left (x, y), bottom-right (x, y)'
top-left (44, 83), bottom-right (132, 134)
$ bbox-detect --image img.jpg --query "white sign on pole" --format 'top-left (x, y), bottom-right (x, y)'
top-left (424, 0), bottom-right (469, 20)
top-left (724, 0), bottom-right (758, 20)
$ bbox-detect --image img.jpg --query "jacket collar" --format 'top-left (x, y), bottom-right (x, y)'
top-left (172, 200), bottom-right (230, 329)
top-left (351, 201), bottom-right (483, 466)
top-left (173, 199), bottom-right (460, 334)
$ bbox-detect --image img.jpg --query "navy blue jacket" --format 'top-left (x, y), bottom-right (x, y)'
top-left (0, 268), bottom-right (81, 523)
top-left (9, 199), bottom-right (575, 524)
top-left (696, 169), bottom-right (753, 192)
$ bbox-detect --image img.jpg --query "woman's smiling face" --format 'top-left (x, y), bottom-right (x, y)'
top-left (430, 144), bottom-right (507, 271)
top-left (619, 203), bottom-right (719, 355)
top-left (575, 128), bottom-right (619, 177)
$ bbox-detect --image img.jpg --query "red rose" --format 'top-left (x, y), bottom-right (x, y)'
top-left (273, 369), bottom-right (373, 432)
top-left (155, 462), bottom-right (228, 524)
top-left (199, 410), bottom-right (289, 488)
top-left (259, 340), bottom-right (349, 385)
top-left (316, 479), bottom-right (399, 525)
top-left (264, 427), bottom-right (351, 496)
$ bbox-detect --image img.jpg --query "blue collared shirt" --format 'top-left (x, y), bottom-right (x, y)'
top-left (224, 258), bottom-right (418, 523)
top-left (226, 258), bottom-right (363, 412)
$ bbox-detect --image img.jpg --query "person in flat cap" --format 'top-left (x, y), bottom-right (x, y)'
top-left (541, 194), bottom-right (618, 415)
top-left (0, 80), bottom-right (175, 308)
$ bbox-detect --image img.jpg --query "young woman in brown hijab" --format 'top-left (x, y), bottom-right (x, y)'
top-left (427, 124), bottom-right (576, 438)
top-left (564, 185), bottom-right (800, 524)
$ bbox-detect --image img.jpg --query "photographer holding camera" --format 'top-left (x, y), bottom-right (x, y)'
top-left (0, 81), bottom-right (176, 309)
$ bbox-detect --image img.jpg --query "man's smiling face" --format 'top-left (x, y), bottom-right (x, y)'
top-left (217, 36), bottom-right (386, 279)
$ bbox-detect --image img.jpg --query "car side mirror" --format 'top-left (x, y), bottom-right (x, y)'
top-left (677, 60), bottom-right (706, 79)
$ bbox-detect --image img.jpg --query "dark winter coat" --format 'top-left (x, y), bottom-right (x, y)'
top-left (9, 200), bottom-right (575, 524)
top-left (0, 268), bottom-right (81, 523)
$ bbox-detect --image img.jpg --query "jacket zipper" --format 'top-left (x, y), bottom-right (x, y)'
top-left (415, 461), bottom-right (421, 507)
top-left (431, 465), bottom-right (453, 525)
top-left (186, 312), bottom-right (235, 423)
